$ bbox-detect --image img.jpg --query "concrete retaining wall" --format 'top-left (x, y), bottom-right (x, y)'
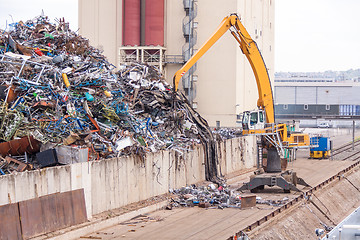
top-left (0, 136), bottom-right (256, 218)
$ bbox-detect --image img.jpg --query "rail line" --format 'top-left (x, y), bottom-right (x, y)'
top-left (332, 140), bottom-right (360, 157)
top-left (341, 150), bottom-right (360, 161)
top-left (227, 155), bottom-right (360, 239)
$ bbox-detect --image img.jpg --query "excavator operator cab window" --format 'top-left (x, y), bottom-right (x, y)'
top-left (242, 111), bottom-right (249, 130)
top-left (242, 110), bottom-right (265, 130)
top-left (250, 112), bottom-right (258, 126)
top-left (259, 111), bottom-right (264, 123)
top-left (250, 111), bottom-right (264, 126)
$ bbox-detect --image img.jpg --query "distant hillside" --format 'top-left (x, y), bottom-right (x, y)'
top-left (275, 69), bottom-right (360, 81)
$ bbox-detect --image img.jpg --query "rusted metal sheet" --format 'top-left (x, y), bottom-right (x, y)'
top-left (40, 193), bottom-right (60, 234)
top-left (19, 189), bottom-right (87, 239)
top-left (198, 202), bottom-right (211, 208)
top-left (0, 135), bottom-right (40, 157)
top-left (71, 189), bottom-right (88, 225)
top-left (54, 190), bottom-right (76, 228)
top-left (5, 156), bottom-right (32, 172)
top-left (19, 196), bottom-right (44, 239)
top-left (0, 203), bottom-right (22, 240)
top-left (56, 191), bottom-right (72, 228)
top-left (241, 195), bottom-right (256, 209)
top-left (0, 85), bottom-right (17, 103)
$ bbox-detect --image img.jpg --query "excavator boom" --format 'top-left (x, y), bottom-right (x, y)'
top-left (173, 14), bottom-right (275, 124)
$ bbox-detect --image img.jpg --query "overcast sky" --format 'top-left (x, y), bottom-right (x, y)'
top-left (0, 0), bottom-right (359, 72)
top-left (0, 0), bottom-right (78, 31)
top-left (275, 0), bottom-right (360, 72)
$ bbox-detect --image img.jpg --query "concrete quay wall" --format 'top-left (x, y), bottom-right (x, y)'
top-left (0, 136), bottom-right (256, 218)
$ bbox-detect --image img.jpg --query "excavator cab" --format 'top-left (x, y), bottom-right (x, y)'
top-left (242, 109), bottom-right (265, 130)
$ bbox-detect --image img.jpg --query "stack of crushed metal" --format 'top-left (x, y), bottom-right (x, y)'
top-left (0, 15), bottom-right (221, 183)
top-left (212, 127), bottom-right (242, 140)
top-left (167, 185), bottom-right (290, 210)
top-left (167, 184), bottom-right (242, 209)
top-left (256, 196), bottom-right (289, 207)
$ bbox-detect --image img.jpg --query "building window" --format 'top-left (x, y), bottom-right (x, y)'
top-left (304, 104), bottom-right (308, 110)
top-left (326, 104), bottom-right (330, 110)
top-left (216, 121), bottom-right (220, 129)
top-left (283, 104), bottom-right (288, 110)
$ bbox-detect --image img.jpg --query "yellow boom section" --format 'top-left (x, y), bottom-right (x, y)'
top-left (173, 14), bottom-right (275, 124)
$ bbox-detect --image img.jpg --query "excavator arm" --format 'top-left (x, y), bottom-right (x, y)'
top-left (173, 14), bottom-right (275, 124)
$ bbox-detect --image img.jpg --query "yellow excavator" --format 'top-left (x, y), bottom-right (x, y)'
top-left (173, 14), bottom-right (311, 192)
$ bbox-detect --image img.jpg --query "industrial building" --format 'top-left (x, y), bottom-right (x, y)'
top-left (78, 0), bottom-right (275, 127)
top-left (274, 76), bottom-right (360, 120)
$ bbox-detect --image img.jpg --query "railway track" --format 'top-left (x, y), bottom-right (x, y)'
top-left (331, 139), bottom-right (360, 157)
top-left (227, 143), bottom-right (360, 240)
top-left (341, 150), bottom-right (360, 161)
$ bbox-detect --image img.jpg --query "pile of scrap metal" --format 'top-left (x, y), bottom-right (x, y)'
top-left (167, 184), bottom-right (242, 209)
top-left (256, 196), bottom-right (289, 207)
top-left (167, 184), bottom-right (259, 210)
top-left (166, 184), bottom-right (290, 210)
top-left (0, 14), bottom-right (221, 183)
top-left (212, 128), bottom-right (242, 140)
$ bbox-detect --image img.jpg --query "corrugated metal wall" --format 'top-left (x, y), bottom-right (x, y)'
top-left (275, 86), bottom-right (296, 104)
top-left (123, 0), bottom-right (141, 46)
top-left (295, 87), bottom-right (316, 104)
top-left (316, 86), bottom-right (352, 104)
top-left (275, 86), bottom-right (360, 105)
top-left (122, 0), bottom-right (164, 46)
top-left (144, 0), bottom-right (164, 46)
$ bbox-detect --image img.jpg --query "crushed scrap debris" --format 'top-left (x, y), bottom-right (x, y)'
top-left (256, 196), bottom-right (290, 207)
top-left (167, 184), bottom-right (291, 210)
top-left (212, 128), bottom-right (242, 140)
top-left (167, 184), bottom-right (243, 209)
top-left (0, 14), bottom-right (222, 183)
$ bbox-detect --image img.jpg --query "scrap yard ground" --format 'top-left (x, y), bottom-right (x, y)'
top-left (66, 128), bottom-right (360, 240)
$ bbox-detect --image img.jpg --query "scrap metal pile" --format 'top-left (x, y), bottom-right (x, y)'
top-left (167, 184), bottom-right (242, 209)
top-left (212, 128), bottom-right (242, 140)
top-left (0, 15), bottom-right (220, 183)
top-left (167, 184), bottom-right (290, 210)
